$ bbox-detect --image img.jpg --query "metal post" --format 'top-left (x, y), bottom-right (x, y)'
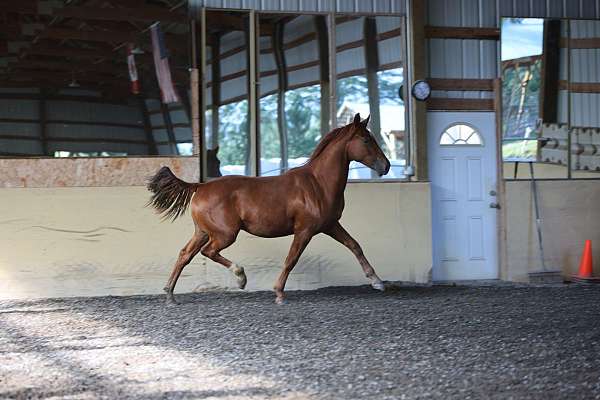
top-left (248, 10), bottom-right (259, 177)
top-left (566, 20), bottom-right (572, 179)
top-left (200, 7), bottom-right (207, 181)
top-left (327, 12), bottom-right (337, 128)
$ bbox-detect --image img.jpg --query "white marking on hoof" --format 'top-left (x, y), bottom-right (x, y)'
top-left (231, 264), bottom-right (247, 290)
top-left (371, 280), bottom-right (385, 292)
top-left (275, 297), bottom-right (287, 305)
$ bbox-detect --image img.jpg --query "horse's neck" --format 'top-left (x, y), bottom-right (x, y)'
top-left (309, 140), bottom-right (350, 198)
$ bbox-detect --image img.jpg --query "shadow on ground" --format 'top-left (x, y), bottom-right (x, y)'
top-left (1, 284), bottom-right (600, 399)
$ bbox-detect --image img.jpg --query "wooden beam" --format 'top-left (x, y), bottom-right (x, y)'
top-left (283, 32), bottom-right (316, 50)
top-left (0, 135), bottom-right (149, 145)
top-left (426, 97), bottom-right (495, 111)
top-left (429, 78), bottom-right (494, 91)
top-left (23, 43), bottom-right (115, 59)
top-left (425, 26), bottom-right (500, 40)
top-left (560, 37), bottom-right (600, 49)
top-left (41, 27), bottom-right (136, 44)
top-left (14, 60), bottom-right (126, 75)
top-left (540, 19), bottom-right (560, 123)
top-left (52, 5), bottom-right (187, 24)
top-left (558, 81), bottom-right (600, 93)
top-left (0, 92), bottom-right (132, 105)
top-left (46, 119), bottom-right (143, 129)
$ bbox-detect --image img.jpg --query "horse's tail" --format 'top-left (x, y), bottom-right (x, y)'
top-left (146, 166), bottom-right (198, 221)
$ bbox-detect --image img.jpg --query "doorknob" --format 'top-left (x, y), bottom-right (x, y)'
top-left (489, 202), bottom-right (501, 209)
top-left (489, 190), bottom-right (497, 196)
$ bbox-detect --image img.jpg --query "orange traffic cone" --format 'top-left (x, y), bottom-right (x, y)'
top-left (573, 240), bottom-right (600, 283)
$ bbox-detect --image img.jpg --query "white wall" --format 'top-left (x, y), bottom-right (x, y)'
top-left (0, 182), bottom-right (432, 300)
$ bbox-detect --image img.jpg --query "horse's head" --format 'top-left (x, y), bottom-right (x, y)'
top-left (346, 113), bottom-right (391, 177)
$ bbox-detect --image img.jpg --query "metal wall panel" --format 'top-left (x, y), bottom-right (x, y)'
top-left (0, 122), bottom-right (39, 138)
top-left (46, 101), bottom-right (142, 126)
top-left (0, 138), bottom-right (42, 154)
top-left (189, 0), bottom-right (404, 13)
top-left (426, 0), bottom-right (600, 101)
top-left (46, 124), bottom-right (146, 142)
top-left (0, 99), bottom-right (39, 119)
top-left (568, 19), bottom-right (600, 128)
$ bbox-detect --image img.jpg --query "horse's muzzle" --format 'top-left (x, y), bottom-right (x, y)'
top-left (374, 159), bottom-right (391, 176)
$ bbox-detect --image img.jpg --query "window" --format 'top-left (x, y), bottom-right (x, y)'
top-left (285, 84), bottom-right (322, 169)
top-left (440, 124), bottom-right (483, 146)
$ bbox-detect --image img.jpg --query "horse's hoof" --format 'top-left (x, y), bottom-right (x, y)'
top-left (275, 297), bottom-right (287, 305)
top-left (231, 265), bottom-right (247, 290)
top-left (165, 295), bottom-right (179, 305)
top-left (371, 281), bottom-right (385, 292)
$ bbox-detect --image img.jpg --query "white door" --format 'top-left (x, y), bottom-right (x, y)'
top-left (428, 112), bottom-right (498, 281)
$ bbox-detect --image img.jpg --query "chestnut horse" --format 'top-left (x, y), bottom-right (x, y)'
top-left (147, 113), bottom-right (390, 304)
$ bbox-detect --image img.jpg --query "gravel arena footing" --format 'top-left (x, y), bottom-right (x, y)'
top-left (1, 284), bottom-right (600, 399)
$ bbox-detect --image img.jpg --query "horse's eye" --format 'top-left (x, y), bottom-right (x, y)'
top-left (363, 136), bottom-right (370, 143)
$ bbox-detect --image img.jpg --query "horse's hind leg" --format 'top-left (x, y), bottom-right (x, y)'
top-left (201, 234), bottom-right (247, 290)
top-left (164, 231), bottom-right (208, 304)
top-left (324, 222), bottom-right (385, 291)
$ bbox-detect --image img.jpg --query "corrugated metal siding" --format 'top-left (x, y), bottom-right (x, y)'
top-left (568, 19), bottom-right (600, 128)
top-left (427, 0), bottom-right (600, 101)
top-left (145, 97), bottom-right (192, 155)
top-left (220, 31), bottom-right (248, 103)
top-left (0, 92), bottom-right (151, 156)
top-left (190, 0), bottom-right (405, 14)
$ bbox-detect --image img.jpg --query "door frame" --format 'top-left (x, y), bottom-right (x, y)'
top-left (428, 104), bottom-right (503, 282)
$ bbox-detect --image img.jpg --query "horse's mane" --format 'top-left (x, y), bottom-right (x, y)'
top-left (306, 125), bottom-right (351, 164)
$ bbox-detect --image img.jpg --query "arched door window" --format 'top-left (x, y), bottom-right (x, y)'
top-left (440, 123), bottom-right (483, 146)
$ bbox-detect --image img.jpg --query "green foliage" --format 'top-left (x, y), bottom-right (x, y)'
top-left (502, 139), bottom-right (537, 160)
top-left (216, 69), bottom-right (404, 166)
top-left (260, 94), bottom-right (281, 159)
top-left (502, 59), bottom-right (542, 139)
top-left (218, 100), bottom-right (248, 165)
top-left (336, 75), bottom-right (368, 110)
top-left (285, 85), bottom-right (322, 158)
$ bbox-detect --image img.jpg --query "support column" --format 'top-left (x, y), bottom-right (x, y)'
top-left (273, 21), bottom-right (289, 172)
top-left (328, 13), bottom-right (337, 129)
top-left (39, 88), bottom-right (48, 156)
top-left (540, 19), bottom-right (561, 123)
top-left (160, 101), bottom-right (178, 154)
top-left (210, 34), bottom-right (221, 150)
top-left (244, 11), bottom-right (259, 176)
top-left (138, 96), bottom-right (158, 155)
top-left (364, 17), bottom-right (383, 146)
top-left (189, 17), bottom-right (204, 181)
top-left (407, 0), bottom-right (428, 180)
top-left (315, 15), bottom-right (330, 137)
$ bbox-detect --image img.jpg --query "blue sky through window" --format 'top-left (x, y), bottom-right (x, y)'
top-left (501, 18), bottom-right (544, 61)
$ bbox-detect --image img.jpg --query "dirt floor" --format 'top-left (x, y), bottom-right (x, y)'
top-left (1, 284), bottom-right (600, 399)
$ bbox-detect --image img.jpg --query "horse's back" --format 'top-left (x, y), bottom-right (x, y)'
top-left (191, 172), bottom-right (310, 237)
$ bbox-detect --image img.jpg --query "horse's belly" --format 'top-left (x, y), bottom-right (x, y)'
top-left (241, 213), bottom-right (294, 238)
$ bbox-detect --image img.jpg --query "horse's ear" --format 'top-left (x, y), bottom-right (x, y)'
top-left (362, 114), bottom-right (370, 127)
top-left (353, 113), bottom-right (361, 126)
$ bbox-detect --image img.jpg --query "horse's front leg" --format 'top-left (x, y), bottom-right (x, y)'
top-left (274, 230), bottom-right (313, 304)
top-left (325, 222), bottom-right (385, 291)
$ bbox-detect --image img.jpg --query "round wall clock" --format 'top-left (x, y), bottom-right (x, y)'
top-left (411, 79), bottom-right (431, 101)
